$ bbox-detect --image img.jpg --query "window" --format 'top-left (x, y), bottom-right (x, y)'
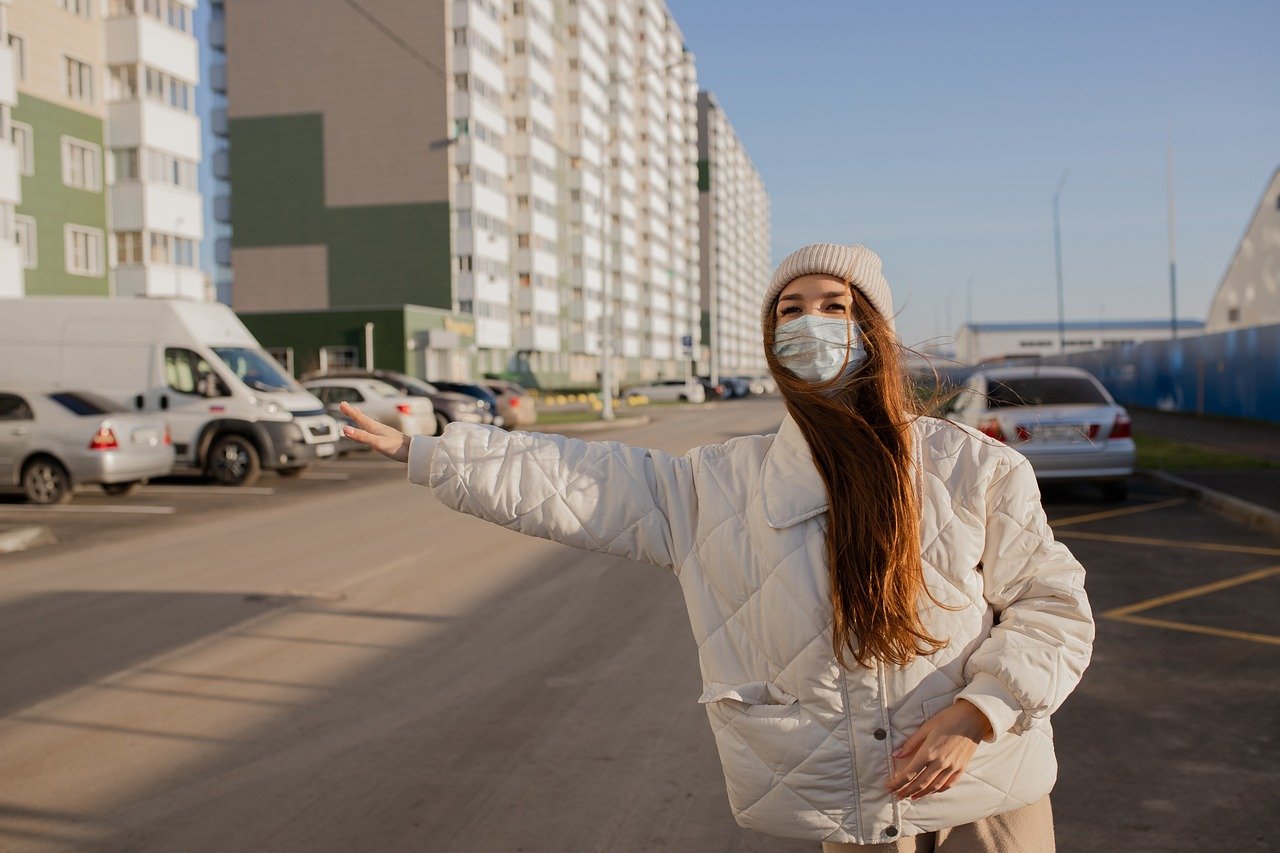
top-left (113, 147), bottom-right (139, 180)
top-left (114, 231), bottom-right (143, 264)
top-left (987, 377), bottom-right (1108, 409)
top-left (11, 122), bottom-right (33, 176)
top-left (15, 216), bottom-right (37, 268)
top-left (167, 1), bottom-right (191, 33)
top-left (62, 137), bottom-right (102, 191)
top-left (65, 225), bottom-right (104, 276)
top-left (59, 0), bottom-right (93, 19)
top-left (1228, 307), bottom-right (1240, 323)
top-left (109, 65), bottom-right (138, 100)
top-left (146, 149), bottom-right (197, 189)
top-left (7, 34), bottom-right (25, 82)
top-left (164, 347), bottom-right (218, 396)
top-left (149, 232), bottom-right (196, 267)
top-left (64, 56), bottom-right (95, 104)
top-left (0, 394), bottom-right (34, 421)
top-left (320, 346), bottom-right (359, 371)
top-left (49, 392), bottom-right (125, 415)
top-left (143, 67), bottom-right (193, 113)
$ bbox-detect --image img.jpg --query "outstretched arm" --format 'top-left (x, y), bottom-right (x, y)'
top-left (340, 402), bottom-right (700, 571)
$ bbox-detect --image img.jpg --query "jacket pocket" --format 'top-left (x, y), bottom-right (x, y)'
top-left (921, 692), bottom-right (958, 722)
top-left (699, 681), bottom-right (798, 717)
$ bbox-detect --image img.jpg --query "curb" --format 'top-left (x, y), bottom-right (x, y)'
top-left (0, 525), bottom-right (57, 556)
top-left (531, 415), bottom-right (651, 435)
top-left (1136, 469), bottom-right (1280, 537)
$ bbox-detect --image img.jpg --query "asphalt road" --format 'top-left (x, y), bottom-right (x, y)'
top-left (0, 398), bottom-right (1276, 852)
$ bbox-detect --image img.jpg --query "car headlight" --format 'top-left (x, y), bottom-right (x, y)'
top-left (250, 395), bottom-right (283, 417)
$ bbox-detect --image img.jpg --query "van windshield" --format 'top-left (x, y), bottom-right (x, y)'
top-left (212, 347), bottom-right (299, 393)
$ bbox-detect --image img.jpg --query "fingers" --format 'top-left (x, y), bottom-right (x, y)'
top-left (892, 762), bottom-right (946, 801)
top-left (339, 402), bottom-right (390, 435)
top-left (893, 728), bottom-right (924, 760)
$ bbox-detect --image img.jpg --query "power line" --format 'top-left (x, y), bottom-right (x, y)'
top-left (338, 0), bottom-right (447, 80)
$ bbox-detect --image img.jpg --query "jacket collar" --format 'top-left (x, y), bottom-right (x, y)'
top-left (760, 415), bottom-right (830, 528)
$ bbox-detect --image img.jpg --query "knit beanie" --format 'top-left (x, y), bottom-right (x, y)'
top-left (762, 243), bottom-right (895, 333)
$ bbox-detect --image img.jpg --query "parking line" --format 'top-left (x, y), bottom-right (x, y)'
top-left (298, 472), bottom-right (351, 481)
top-left (1052, 497), bottom-right (1186, 528)
top-left (143, 485), bottom-right (276, 496)
top-left (0, 504), bottom-right (176, 515)
top-left (1057, 530), bottom-right (1280, 558)
top-left (1109, 614), bottom-right (1280, 647)
top-left (1102, 563), bottom-right (1280, 618)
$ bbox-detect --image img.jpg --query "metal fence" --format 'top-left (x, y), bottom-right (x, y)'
top-left (1041, 322), bottom-right (1280, 423)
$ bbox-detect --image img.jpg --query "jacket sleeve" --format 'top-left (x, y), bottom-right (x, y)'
top-left (956, 455), bottom-right (1095, 742)
top-left (406, 423), bottom-right (700, 571)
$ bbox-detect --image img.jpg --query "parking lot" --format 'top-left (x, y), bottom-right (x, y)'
top-left (0, 398), bottom-right (1276, 851)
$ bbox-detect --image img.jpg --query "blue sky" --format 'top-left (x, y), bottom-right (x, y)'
top-left (668, 0), bottom-right (1280, 347)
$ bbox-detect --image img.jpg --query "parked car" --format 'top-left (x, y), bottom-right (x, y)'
top-left (299, 369), bottom-right (499, 434)
top-left (0, 387), bottom-right (175, 505)
top-left (429, 382), bottom-right (505, 428)
top-left (623, 379), bottom-right (706, 403)
top-left (302, 379), bottom-right (437, 442)
top-left (0, 297), bottom-right (339, 487)
top-left (696, 377), bottom-right (731, 400)
top-left (747, 375), bottom-right (777, 395)
top-left (483, 379), bottom-right (538, 427)
top-left (949, 365), bottom-right (1135, 501)
top-left (721, 376), bottom-right (752, 398)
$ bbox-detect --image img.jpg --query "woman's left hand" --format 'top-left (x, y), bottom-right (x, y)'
top-left (886, 700), bottom-right (993, 801)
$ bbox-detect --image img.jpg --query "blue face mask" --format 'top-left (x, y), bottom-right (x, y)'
top-left (772, 314), bottom-right (866, 384)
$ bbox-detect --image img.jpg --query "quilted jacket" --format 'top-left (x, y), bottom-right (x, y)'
top-left (406, 414), bottom-right (1093, 844)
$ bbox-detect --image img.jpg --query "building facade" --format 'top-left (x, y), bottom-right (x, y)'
top-left (697, 90), bottom-right (769, 381)
top-left (1, 0), bottom-right (202, 300)
top-left (225, 0), bottom-right (713, 388)
top-left (954, 319), bottom-right (1206, 365)
top-left (0, 0), bottom-right (22, 296)
top-left (1206, 166), bottom-right (1280, 333)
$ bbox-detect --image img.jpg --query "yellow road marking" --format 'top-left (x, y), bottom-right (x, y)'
top-left (1102, 564), bottom-right (1280, 618)
top-left (1109, 614), bottom-right (1280, 647)
top-left (1057, 530), bottom-right (1280, 557)
top-left (1052, 498), bottom-right (1186, 528)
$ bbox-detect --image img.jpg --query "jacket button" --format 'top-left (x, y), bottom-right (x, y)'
top-left (885, 826), bottom-right (899, 837)
top-left (874, 728), bottom-right (887, 740)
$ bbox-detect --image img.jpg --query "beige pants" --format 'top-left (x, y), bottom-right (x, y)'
top-left (821, 797), bottom-right (1054, 852)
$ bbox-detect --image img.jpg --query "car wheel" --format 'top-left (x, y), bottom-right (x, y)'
top-left (22, 457), bottom-right (73, 505)
top-left (678, 394), bottom-right (688, 402)
top-left (435, 413), bottom-right (449, 436)
top-left (1100, 480), bottom-right (1128, 503)
top-left (101, 480), bottom-right (143, 497)
top-left (207, 434), bottom-right (262, 487)
top-left (277, 465), bottom-right (309, 478)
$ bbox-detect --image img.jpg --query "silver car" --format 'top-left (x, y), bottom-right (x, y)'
top-left (303, 378), bottom-right (437, 440)
top-left (949, 365), bottom-right (1136, 501)
top-left (0, 387), bottom-right (176, 504)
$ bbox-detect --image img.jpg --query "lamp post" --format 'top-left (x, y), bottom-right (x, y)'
top-left (598, 55), bottom-right (691, 421)
top-left (1051, 169), bottom-right (1069, 354)
top-left (1166, 142), bottom-right (1178, 339)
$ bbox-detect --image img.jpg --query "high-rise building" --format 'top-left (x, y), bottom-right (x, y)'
top-left (205, 0), bottom-right (230, 303)
top-left (1, 0), bottom-right (203, 300)
top-left (0, 0), bottom-right (23, 296)
top-left (229, 0), bottom-right (757, 390)
top-left (697, 90), bottom-right (770, 381)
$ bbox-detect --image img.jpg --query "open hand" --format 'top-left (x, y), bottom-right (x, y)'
top-left (885, 700), bottom-right (992, 801)
top-left (339, 402), bottom-right (412, 463)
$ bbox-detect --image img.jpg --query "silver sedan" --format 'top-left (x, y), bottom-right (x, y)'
top-left (0, 387), bottom-right (176, 504)
top-left (303, 379), bottom-right (437, 442)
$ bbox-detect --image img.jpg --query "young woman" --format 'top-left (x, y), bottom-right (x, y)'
top-left (341, 243), bottom-right (1093, 851)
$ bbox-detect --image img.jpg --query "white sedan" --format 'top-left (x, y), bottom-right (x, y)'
top-left (949, 365), bottom-right (1136, 501)
top-left (304, 378), bottom-right (437, 441)
top-left (622, 379), bottom-right (706, 404)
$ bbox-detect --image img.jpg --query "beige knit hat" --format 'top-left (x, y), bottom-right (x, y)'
top-left (763, 243), bottom-right (895, 332)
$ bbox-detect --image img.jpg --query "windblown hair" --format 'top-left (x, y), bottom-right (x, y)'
top-left (763, 289), bottom-right (948, 669)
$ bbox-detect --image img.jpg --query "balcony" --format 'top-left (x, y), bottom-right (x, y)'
top-left (0, 44), bottom-right (14, 106)
top-left (108, 100), bottom-right (202, 160)
top-left (112, 265), bottom-right (206, 300)
top-left (0, 142), bottom-right (20, 205)
top-left (105, 15), bottom-right (199, 83)
top-left (109, 182), bottom-right (204, 237)
top-left (514, 324), bottom-right (559, 352)
top-left (209, 62), bottom-right (227, 94)
top-left (0, 241), bottom-right (23, 298)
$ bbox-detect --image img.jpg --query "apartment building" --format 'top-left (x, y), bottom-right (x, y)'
top-left (0, 0), bottom-right (22, 296)
top-left (228, 0), bottom-right (726, 389)
top-left (1, 0), bottom-right (202, 300)
top-left (698, 90), bottom-right (770, 381)
top-left (205, 0), bottom-right (230, 302)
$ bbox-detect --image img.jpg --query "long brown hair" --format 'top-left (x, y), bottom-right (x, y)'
top-left (763, 288), bottom-right (947, 669)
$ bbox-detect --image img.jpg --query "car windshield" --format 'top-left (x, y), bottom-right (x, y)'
top-left (987, 377), bottom-right (1109, 408)
top-left (48, 391), bottom-right (126, 415)
top-left (366, 380), bottom-right (402, 397)
top-left (212, 347), bottom-right (299, 393)
top-left (399, 376), bottom-right (440, 396)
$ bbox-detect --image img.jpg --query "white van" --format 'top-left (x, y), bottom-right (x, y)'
top-left (0, 297), bottom-right (339, 486)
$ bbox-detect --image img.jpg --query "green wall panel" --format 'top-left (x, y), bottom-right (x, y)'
top-left (12, 94), bottom-right (108, 296)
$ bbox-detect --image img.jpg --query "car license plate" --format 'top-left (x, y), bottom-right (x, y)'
top-left (1033, 424), bottom-right (1088, 442)
top-left (316, 443), bottom-right (336, 457)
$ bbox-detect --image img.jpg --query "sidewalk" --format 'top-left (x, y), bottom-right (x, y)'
top-left (1131, 408), bottom-right (1280, 522)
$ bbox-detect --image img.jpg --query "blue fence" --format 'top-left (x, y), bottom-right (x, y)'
top-left (1041, 322), bottom-right (1280, 423)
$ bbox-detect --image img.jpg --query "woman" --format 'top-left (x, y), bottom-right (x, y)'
top-left (341, 243), bottom-right (1093, 851)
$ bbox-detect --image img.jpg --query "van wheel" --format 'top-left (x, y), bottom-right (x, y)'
top-left (1100, 480), bottom-right (1128, 503)
top-left (277, 465), bottom-right (309, 478)
top-left (23, 457), bottom-right (73, 505)
top-left (435, 413), bottom-right (449, 436)
top-left (207, 435), bottom-right (262, 487)
top-left (102, 481), bottom-right (143, 497)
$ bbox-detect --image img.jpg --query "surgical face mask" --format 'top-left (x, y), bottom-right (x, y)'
top-left (772, 314), bottom-right (866, 384)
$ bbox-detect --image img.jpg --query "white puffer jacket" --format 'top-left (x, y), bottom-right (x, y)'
top-left (407, 414), bottom-right (1093, 845)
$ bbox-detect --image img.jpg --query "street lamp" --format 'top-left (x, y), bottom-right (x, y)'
top-left (598, 55), bottom-right (692, 421)
top-left (1051, 169), bottom-right (1069, 354)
